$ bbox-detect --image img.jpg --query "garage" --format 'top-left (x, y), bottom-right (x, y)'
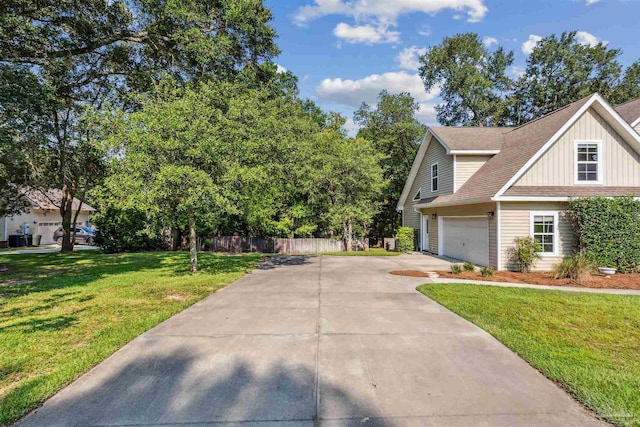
top-left (441, 217), bottom-right (489, 266)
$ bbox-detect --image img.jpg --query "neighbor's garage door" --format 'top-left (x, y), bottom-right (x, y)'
top-left (442, 217), bottom-right (489, 266)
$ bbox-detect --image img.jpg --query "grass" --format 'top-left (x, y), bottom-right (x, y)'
top-left (322, 248), bottom-right (402, 256)
top-left (0, 251), bottom-right (262, 426)
top-left (0, 245), bottom-right (59, 253)
top-left (418, 283), bottom-right (640, 427)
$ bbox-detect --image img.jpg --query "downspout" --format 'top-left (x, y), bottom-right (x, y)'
top-left (496, 201), bottom-right (502, 271)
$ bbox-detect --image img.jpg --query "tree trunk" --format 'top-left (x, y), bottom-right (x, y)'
top-left (171, 227), bottom-right (180, 251)
top-left (346, 219), bottom-right (353, 252)
top-left (60, 201), bottom-right (73, 253)
top-left (188, 212), bottom-right (197, 273)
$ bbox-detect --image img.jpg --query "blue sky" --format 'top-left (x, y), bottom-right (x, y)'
top-left (264, 0), bottom-right (640, 134)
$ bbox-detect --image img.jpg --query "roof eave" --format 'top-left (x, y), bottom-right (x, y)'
top-left (414, 197), bottom-right (494, 209)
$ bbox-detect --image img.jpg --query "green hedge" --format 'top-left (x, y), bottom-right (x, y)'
top-left (567, 197), bottom-right (640, 273)
top-left (396, 226), bottom-right (415, 252)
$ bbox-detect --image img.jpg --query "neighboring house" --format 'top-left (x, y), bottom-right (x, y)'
top-left (0, 189), bottom-right (96, 246)
top-left (398, 94), bottom-right (640, 271)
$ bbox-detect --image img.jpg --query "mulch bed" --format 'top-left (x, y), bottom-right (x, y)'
top-left (390, 270), bottom-right (640, 290)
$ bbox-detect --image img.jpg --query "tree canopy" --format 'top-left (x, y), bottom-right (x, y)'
top-left (419, 33), bottom-right (514, 126)
top-left (0, 0), bottom-right (281, 252)
top-left (419, 31), bottom-right (640, 127)
top-left (355, 91), bottom-right (426, 237)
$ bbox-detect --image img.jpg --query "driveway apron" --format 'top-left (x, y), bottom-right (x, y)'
top-left (15, 255), bottom-right (605, 427)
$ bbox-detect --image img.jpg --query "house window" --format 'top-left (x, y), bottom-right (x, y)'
top-left (576, 141), bottom-right (601, 183)
top-left (413, 189), bottom-right (421, 201)
top-left (431, 163), bottom-right (438, 192)
top-left (530, 212), bottom-right (558, 255)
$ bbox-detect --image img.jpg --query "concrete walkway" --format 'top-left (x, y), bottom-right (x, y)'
top-left (2, 245), bottom-right (98, 254)
top-left (16, 255), bottom-right (605, 426)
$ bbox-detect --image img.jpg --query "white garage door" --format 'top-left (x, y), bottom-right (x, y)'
top-left (442, 217), bottom-right (489, 266)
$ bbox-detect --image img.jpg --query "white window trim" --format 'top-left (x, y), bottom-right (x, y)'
top-left (413, 189), bottom-right (422, 201)
top-left (530, 211), bottom-right (559, 257)
top-left (574, 140), bottom-right (603, 185)
top-left (430, 162), bottom-right (439, 192)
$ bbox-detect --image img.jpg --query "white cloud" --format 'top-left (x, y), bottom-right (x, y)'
top-left (317, 71), bottom-right (440, 107)
top-left (482, 36), bottom-right (498, 48)
top-left (575, 30), bottom-right (603, 46)
top-left (275, 63), bottom-right (287, 73)
top-left (586, 0), bottom-right (601, 4)
top-left (343, 117), bottom-right (360, 137)
top-left (418, 25), bottom-right (432, 37)
top-left (333, 22), bottom-right (400, 44)
top-left (396, 46), bottom-right (427, 71)
top-left (415, 103), bottom-right (437, 124)
top-left (521, 34), bottom-right (542, 55)
top-left (507, 65), bottom-right (525, 79)
top-left (294, 0), bottom-right (489, 26)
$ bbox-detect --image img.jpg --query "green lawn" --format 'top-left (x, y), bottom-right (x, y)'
top-left (0, 251), bottom-right (262, 426)
top-left (418, 283), bottom-right (640, 427)
top-left (322, 248), bottom-right (402, 256)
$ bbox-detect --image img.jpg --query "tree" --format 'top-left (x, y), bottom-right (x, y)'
top-left (354, 91), bottom-right (426, 237)
top-left (304, 123), bottom-right (384, 250)
top-left (105, 82), bottom-right (234, 272)
top-left (512, 31), bottom-right (633, 123)
top-left (0, 0), bottom-right (280, 252)
top-left (611, 61), bottom-right (640, 105)
top-left (418, 33), bottom-right (514, 126)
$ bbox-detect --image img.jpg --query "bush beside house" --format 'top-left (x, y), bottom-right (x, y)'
top-left (568, 197), bottom-right (640, 273)
top-left (396, 227), bottom-right (415, 252)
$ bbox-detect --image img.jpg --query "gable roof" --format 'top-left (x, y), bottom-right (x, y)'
top-left (408, 93), bottom-right (640, 209)
top-left (429, 127), bottom-right (512, 152)
top-left (20, 188), bottom-right (96, 212)
top-left (615, 97), bottom-right (640, 127)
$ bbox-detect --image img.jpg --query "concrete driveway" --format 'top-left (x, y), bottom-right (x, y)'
top-left (16, 254), bottom-right (604, 426)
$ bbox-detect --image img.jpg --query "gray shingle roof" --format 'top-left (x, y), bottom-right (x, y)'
top-left (418, 95), bottom-right (593, 206)
top-left (504, 186), bottom-right (640, 197)
top-left (615, 98), bottom-right (640, 124)
top-left (21, 188), bottom-right (96, 212)
top-left (428, 127), bottom-right (513, 151)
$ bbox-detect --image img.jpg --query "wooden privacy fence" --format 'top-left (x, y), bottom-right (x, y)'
top-left (207, 236), bottom-right (368, 254)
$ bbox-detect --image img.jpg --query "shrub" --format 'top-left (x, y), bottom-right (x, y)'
top-left (462, 262), bottom-right (475, 271)
top-left (396, 227), bottom-right (415, 252)
top-left (511, 236), bottom-right (542, 273)
top-left (553, 252), bottom-right (594, 283)
top-left (450, 264), bottom-right (462, 275)
top-left (567, 197), bottom-right (640, 273)
top-left (480, 266), bottom-right (494, 277)
top-left (93, 207), bottom-right (166, 253)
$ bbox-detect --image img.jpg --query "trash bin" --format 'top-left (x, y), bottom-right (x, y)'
top-left (32, 234), bottom-right (41, 246)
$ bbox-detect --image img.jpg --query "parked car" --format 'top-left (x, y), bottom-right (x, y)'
top-left (53, 226), bottom-right (95, 245)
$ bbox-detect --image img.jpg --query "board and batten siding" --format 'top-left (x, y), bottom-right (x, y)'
top-left (454, 155), bottom-right (491, 191)
top-left (402, 135), bottom-right (454, 230)
top-left (500, 202), bottom-right (575, 271)
top-left (420, 202), bottom-right (497, 268)
top-left (516, 107), bottom-right (640, 186)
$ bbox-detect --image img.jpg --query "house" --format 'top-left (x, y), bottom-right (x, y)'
top-left (0, 189), bottom-right (96, 246)
top-left (398, 94), bottom-right (640, 271)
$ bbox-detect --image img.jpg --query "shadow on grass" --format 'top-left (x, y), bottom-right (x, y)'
top-left (0, 251), bottom-right (263, 300)
top-left (10, 347), bottom-right (387, 427)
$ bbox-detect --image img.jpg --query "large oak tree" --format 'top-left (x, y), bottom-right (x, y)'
top-left (0, 0), bottom-right (279, 252)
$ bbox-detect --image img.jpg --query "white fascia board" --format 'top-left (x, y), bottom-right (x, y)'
top-left (448, 150), bottom-right (500, 155)
top-left (493, 196), bottom-right (570, 202)
top-left (414, 197), bottom-right (493, 209)
top-left (631, 117), bottom-right (640, 128)
top-left (397, 128), bottom-right (451, 211)
top-left (396, 132), bottom-right (430, 211)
